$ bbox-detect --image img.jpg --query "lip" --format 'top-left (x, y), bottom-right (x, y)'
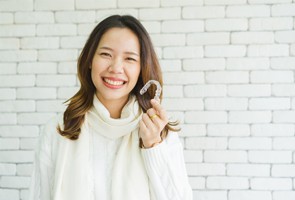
top-left (102, 77), bottom-right (127, 89)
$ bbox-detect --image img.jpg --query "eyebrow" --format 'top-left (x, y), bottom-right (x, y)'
top-left (99, 46), bottom-right (139, 57)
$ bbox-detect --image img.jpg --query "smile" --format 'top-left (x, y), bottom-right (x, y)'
top-left (102, 77), bottom-right (127, 89)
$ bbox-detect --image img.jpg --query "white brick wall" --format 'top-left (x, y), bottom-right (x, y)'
top-left (0, 1), bottom-right (294, 200)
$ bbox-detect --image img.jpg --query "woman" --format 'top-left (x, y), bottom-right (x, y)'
top-left (29, 15), bottom-right (193, 200)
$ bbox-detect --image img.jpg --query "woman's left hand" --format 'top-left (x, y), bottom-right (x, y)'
top-left (139, 99), bottom-right (169, 148)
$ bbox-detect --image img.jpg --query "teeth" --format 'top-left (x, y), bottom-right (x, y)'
top-left (104, 78), bottom-right (124, 86)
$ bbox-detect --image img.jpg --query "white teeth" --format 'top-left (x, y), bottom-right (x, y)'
top-left (104, 78), bottom-right (124, 86)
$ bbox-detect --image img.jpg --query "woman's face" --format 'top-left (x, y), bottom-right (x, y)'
top-left (91, 27), bottom-right (141, 104)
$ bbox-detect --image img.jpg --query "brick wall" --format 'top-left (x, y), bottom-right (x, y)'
top-left (0, 0), bottom-right (295, 200)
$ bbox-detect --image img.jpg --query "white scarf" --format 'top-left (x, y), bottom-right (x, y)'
top-left (52, 95), bottom-right (150, 200)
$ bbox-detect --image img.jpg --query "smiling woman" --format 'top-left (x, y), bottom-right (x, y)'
top-left (28, 15), bottom-right (193, 200)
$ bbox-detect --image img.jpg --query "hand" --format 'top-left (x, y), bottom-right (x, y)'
top-left (139, 99), bottom-right (169, 148)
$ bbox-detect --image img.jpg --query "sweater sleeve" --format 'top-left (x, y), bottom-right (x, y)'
top-left (28, 119), bottom-right (56, 200)
top-left (141, 132), bottom-right (193, 200)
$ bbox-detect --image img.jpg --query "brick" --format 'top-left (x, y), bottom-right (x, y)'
top-left (226, 5), bottom-right (270, 17)
top-left (227, 164), bottom-right (270, 176)
top-left (55, 11), bottom-right (95, 23)
top-left (180, 124), bottom-right (206, 137)
top-left (193, 191), bottom-right (227, 200)
top-left (273, 84), bottom-right (295, 96)
top-left (274, 138), bottom-right (295, 150)
top-left (15, 11), bottom-right (54, 23)
top-left (0, 126), bottom-right (39, 138)
top-left (208, 124), bottom-right (250, 136)
top-left (0, 75), bottom-right (35, 87)
top-left (250, 17), bottom-right (293, 30)
top-left (35, 0), bottom-right (74, 10)
top-left (0, 176), bottom-right (30, 189)
top-left (16, 164), bottom-right (33, 176)
top-left (167, 111), bottom-right (184, 123)
top-left (0, 63), bottom-right (17, 74)
top-left (229, 191), bottom-right (272, 200)
top-left (162, 0), bottom-right (203, 6)
top-left (185, 111), bottom-right (227, 123)
top-left (0, 50), bottom-right (37, 62)
top-left (60, 36), bottom-right (87, 48)
top-left (20, 190), bottom-right (29, 200)
top-left (162, 98), bottom-right (203, 111)
top-left (20, 138), bottom-right (38, 150)
top-left (188, 177), bottom-right (205, 189)
top-left (184, 85), bottom-right (226, 97)
top-left (291, 44), bottom-right (295, 56)
top-left (18, 62), bottom-right (57, 74)
top-left (272, 4), bottom-right (295, 16)
top-left (187, 163), bottom-right (225, 176)
top-left (18, 113), bottom-right (56, 125)
top-left (184, 150), bottom-right (202, 162)
top-left (37, 24), bottom-right (76, 36)
top-left (36, 100), bottom-right (66, 112)
top-left (205, 97), bottom-right (248, 110)
top-left (39, 49), bottom-right (77, 62)
top-left (163, 46), bottom-right (203, 59)
top-left (0, 164), bottom-right (16, 175)
top-left (21, 37), bottom-right (59, 49)
top-left (58, 62), bottom-right (77, 74)
top-left (183, 58), bottom-right (225, 71)
top-left (57, 87), bottom-right (79, 99)
top-left (226, 58), bottom-right (269, 70)
top-left (182, 6), bottom-right (225, 19)
top-left (186, 137), bottom-right (227, 150)
top-left (249, 151), bottom-right (292, 163)
top-left (164, 72), bottom-right (204, 85)
top-left (162, 85), bottom-right (183, 97)
top-left (96, 9), bottom-right (138, 22)
top-left (0, 100), bottom-right (35, 112)
top-left (274, 111), bottom-right (295, 123)
top-left (251, 178), bottom-right (292, 190)
top-left (205, 0), bottom-right (246, 4)
top-left (0, 189), bottom-right (19, 200)
top-left (271, 57), bottom-right (295, 69)
top-left (0, 151), bottom-right (34, 163)
top-left (275, 31), bottom-right (295, 43)
top-left (76, 0), bottom-right (116, 9)
top-left (119, 0), bottom-right (159, 8)
top-left (17, 88), bottom-right (56, 99)
top-left (228, 84), bottom-right (271, 97)
top-left (162, 20), bottom-right (203, 33)
top-left (141, 21), bottom-right (161, 33)
top-left (0, 38), bottom-right (20, 49)
top-left (0, 25), bottom-right (35, 37)
top-left (274, 191), bottom-right (295, 200)
top-left (0, 13), bottom-right (13, 24)
top-left (205, 45), bottom-right (246, 57)
top-left (249, 0), bottom-right (291, 3)
top-left (206, 19), bottom-right (248, 31)
top-left (159, 60), bottom-right (181, 72)
top-left (0, 89), bottom-right (16, 100)
top-left (207, 177), bottom-right (249, 189)
top-left (231, 32), bottom-right (274, 44)
top-left (229, 111), bottom-right (271, 123)
top-left (0, 138), bottom-right (19, 150)
top-left (206, 71), bottom-right (249, 83)
top-left (248, 44), bottom-right (289, 57)
top-left (272, 165), bottom-right (295, 177)
top-left (229, 137), bottom-right (271, 150)
top-left (249, 97), bottom-right (290, 110)
top-left (151, 34), bottom-right (185, 47)
top-left (251, 124), bottom-right (294, 136)
top-left (77, 23), bottom-right (96, 35)
top-left (0, 0), bottom-right (33, 11)
top-left (139, 7), bottom-right (181, 20)
top-left (187, 32), bottom-right (230, 45)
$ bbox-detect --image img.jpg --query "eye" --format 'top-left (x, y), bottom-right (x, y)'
top-left (100, 52), bottom-right (111, 57)
top-left (126, 57), bottom-right (137, 62)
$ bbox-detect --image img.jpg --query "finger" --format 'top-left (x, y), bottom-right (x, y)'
top-left (142, 113), bottom-right (157, 131)
top-left (150, 99), bottom-right (168, 122)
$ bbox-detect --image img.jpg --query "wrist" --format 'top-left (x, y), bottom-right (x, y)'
top-left (142, 137), bottom-right (163, 149)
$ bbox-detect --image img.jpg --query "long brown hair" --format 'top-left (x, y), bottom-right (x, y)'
top-left (58, 15), bottom-right (179, 140)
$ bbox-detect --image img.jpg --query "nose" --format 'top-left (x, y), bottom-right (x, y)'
top-left (108, 58), bottom-right (124, 73)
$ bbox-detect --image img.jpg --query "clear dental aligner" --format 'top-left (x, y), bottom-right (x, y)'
top-left (140, 80), bottom-right (162, 102)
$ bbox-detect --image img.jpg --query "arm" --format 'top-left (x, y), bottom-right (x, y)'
top-left (141, 132), bottom-right (193, 200)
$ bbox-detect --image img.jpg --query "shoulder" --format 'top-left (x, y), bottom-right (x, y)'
top-left (165, 131), bottom-right (181, 145)
top-left (40, 114), bottom-right (64, 146)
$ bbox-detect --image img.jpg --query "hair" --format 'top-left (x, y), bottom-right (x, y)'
top-left (57, 15), bottom-right (180, 142)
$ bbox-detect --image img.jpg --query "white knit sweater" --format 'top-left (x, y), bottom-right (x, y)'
top-left (29, 116), bottom-right (193, 200)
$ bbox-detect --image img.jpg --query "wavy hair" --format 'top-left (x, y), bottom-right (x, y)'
top-left (57, 15), bottom-right (179, 141)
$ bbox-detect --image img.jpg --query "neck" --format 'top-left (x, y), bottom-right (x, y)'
top-left (96, 94), bottom-right (129, 119)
